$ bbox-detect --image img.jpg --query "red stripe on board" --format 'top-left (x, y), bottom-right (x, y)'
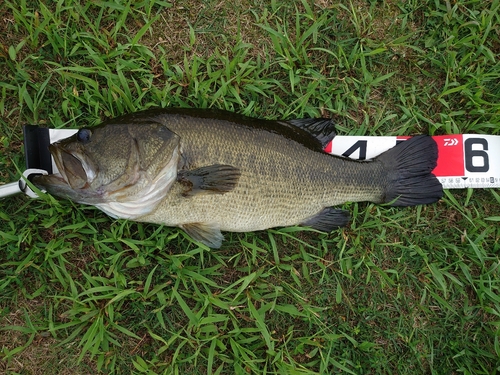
top-left (396, 135), bottom-right (465, 176)
top-left (324, 140), bottom-right (333, 154)
top-left (432, 135), bottom-right (465, 177)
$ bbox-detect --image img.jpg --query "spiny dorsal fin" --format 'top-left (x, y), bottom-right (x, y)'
top-left (283, 118), bottom-right (336, 149)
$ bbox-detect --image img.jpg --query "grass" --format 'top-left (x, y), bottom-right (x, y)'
top-left (0, 0), bottom-right (499, 373)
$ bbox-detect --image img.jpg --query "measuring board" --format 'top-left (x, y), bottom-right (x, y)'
top-left (326, 135), bottom-right (500, 189)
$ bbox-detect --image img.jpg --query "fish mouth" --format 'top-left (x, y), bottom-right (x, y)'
top-left (50, 144), bottom-right (95, 189)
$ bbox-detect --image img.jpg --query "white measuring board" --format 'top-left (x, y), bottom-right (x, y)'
top-left (326, 135), bottom-right (500, 189)
top-left (48, 130), bottom-right (499, 190)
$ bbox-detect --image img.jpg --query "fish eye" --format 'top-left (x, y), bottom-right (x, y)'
top-left (76, 129), bottom-right (92, 144)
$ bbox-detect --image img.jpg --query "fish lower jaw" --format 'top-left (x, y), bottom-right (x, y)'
top-left (38, 173), bottom-right (68, 188)
top-left (50, 173), bottom-right (66, 182)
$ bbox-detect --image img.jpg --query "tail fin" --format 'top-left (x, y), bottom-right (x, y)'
top-left (376, 135), bottom-right (443, 206)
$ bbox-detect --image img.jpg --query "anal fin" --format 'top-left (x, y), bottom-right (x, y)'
top-left (301, 208), bottom-right (350, 232)
top-left (177, 164), bottom-right (241, 197)
top-left (181, 222), bottom-right (224, 248)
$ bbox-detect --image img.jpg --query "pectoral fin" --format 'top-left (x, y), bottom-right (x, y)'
top-left (177, 164), bottom-right (241, 197)
top-left (301, 208), bottom-right (350, 232)
top-left (181, 223), bottom-right (224, 248)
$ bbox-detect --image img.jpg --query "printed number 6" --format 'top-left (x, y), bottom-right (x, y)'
top-left (464, 138), bottom-right (489, 172)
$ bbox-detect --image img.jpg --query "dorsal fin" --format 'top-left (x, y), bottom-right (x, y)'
top-left (282, 118), bottom-right (336, 149)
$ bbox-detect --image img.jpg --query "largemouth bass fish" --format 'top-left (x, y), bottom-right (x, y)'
top-left (33, 108), bottom-right (443, 248)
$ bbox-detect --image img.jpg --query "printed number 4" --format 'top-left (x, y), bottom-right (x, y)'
top-left (464, 138), bottom-right (489, 172)
top-left (342, 140), bottom-right (367, 160)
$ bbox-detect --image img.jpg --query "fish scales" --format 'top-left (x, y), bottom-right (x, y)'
top-left (144, 112), bottom-right (385, 231)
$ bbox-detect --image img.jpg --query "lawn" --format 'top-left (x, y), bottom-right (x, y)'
top-left (0, 0), bottom-right (499, 374)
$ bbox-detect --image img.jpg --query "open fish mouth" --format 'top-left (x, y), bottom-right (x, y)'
top-left (49, 144), bottom-right (95, 189)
